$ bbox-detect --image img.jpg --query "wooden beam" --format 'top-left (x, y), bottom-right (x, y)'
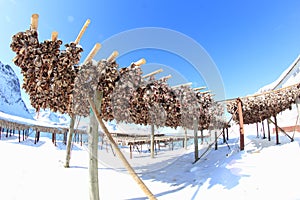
top-left (83, 43), bottom-right (101, 64)
top-left (268, 118), bottom-right (294, 142)
top-left (193, 86), bottom-right (206, 91)
top-left (184, 128), bottom-right (187, 150)
top-left (200, 90), bottom-right (211, 94)
top-left (107, 51), bottom-right (119, 62)
top-left (142, 69), bottom-right (163, 79)
top-left (150, 124), bottom-right (155, 158)
top-left (51, 31), bottom-right (58, 41)
top-left (193, 118), bottom-right (199, 162)
top-left (237, 98), bottom-right (245, 151)
top-left (256, 122), bottom-right (259, 138)
top-left (262, 120), bottom-right (266, 139)
top-left (133, 58), bottom-right (146, 66)
top-left (267, 118), bottom-right (271, 141)
top-left (274, 115), bottom-right (280, 145)
top-left (171, 82), bottom-right (192, 89)
top-left (75, 19), bottom-right (91, 45)
top-left (159, 74), bottom-right (172, 81)
top-left (30, 14), bottom-right (39, 31)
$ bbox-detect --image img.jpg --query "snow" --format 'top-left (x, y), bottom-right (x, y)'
top-left (1, 123), bottom-right (300, 200)
top-left (1, 49), bottom-right (300, 200)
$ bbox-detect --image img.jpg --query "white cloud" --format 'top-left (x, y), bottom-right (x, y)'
top-left (67, 16), bottom-right (74, 23)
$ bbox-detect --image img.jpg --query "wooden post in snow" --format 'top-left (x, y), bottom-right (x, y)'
top-left (262, 120), bottom-right (266, 139)
top-left (200, 129), bottom-right (204, 144)
top-left (184, 128), bottom-right (188, 150)
top-left (256, 122), bottom-right (259, 138)
top-left (150, 124), bottom-right (155, 158)
top-left (274, 115), bottom-right (280, 145)
top-left (222, 128), bottom-right (226, 143)
top-left (267, 119), bottom-right (271, 141)
top-left (226, 127), bottom-right (229, 141)
top-left (237, 98), bottom-right (245, 151)
top-left (193, 117), bottom-right (199, 162)
top-left (65, 116), bottom-right (75, 168)
top-left (88, 90), bottom-right (101, 200)
top-left (214, 131), bottom-right (218, 150)
top-left (87, 97), bottom-right (157, 200)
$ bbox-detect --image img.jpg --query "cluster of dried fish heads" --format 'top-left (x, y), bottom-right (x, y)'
top-left (227, 84), bottom-right (300, 124)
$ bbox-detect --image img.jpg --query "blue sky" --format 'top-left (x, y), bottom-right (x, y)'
top-left (1, 0), bottom-right (300, 106)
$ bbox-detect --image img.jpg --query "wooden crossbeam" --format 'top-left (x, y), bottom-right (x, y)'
top-left (142, 69), bottom-right (163, 79)
top-left (83, 43), bottom-right (101, 64)
top-left (51, 31), bottom-right (58, 41)
top-left (133, 58), bottom-right (146, 66)
top-left (200, 90), bottom-right (211, 94)
top-left (75, 19), bottom-right (91, 45)
top-left (107, 51), bottom-right (119, 62)
top-left (30, 14), bottom-right (39, 31)
top-left (193, 86), bottom-right (206, 91)
top-left (171, 82), bottom-right (192, 89)
top-left (159, 74), bottom-right (172, 81)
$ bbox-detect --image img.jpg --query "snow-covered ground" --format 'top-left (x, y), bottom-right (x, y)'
top-left (1, 123), bottom-right (300, 200)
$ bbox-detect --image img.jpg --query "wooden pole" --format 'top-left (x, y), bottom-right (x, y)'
top-left (222, 128), bottom-right (226, 143)
top-left (256, 122), bottom-right (259, 138)
top-left (107, 51), bottom-right (119, 62)
top-left (65, 116), bottom-right (75, 168)
top-left (150, 124), bottom-right (155, 158)
top-left (51, 31), bottom-right (58, 41)
top-left (88, 91), bottom-right (101, 200)
top-left (172, 82), bottom-right (192, 89)
top-left (237, 98), bottom-right (245, 151)
top-left (184, 128), bottom-right (187, 150)
top-left (267, 118), bottom-right (271, 141)
top-left (88, 97), bottom-right (157, 200)
top-left (200, 90), bottom-right (211, 94)
top-left (133, 58), bottom-right (146, 66)
top-left (130, 144), bottom-right (132, 159)
top-left (52, 133), bottom-right (55, 144)
top-left (200, 129), bottom-right (204, 144)
top-left (83, 43), bottom-right (102, 64)
top-left (74, 19), bottom-right (91, 45)
top-left (226, 127), bottom-right (229, 141)
top-left (193, 86), bottom-right (206, 91)
top-left (18, 130), bottom-right (20, 143)
top-left (262, 120), bottom-right (266, 139)
top-left (193, 118), bottom-right (199, 162)
top-left (30, 14), bottom-right (39, 31)
top-left (268, 118), bottom-right (293, 142)
top-left (159, 74), bottom-right (172, 81)
top-left (214, 131), bottom-right (218, 150)
top-left (142, 69), bottom-right (163, 79)
top-left (274, 115), bottom-right (280, 145)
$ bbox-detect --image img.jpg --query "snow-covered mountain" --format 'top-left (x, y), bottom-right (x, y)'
top-left (0, 61), bottom-right (33, 119)
top-left (29, 108), bottom-right (70, 126)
